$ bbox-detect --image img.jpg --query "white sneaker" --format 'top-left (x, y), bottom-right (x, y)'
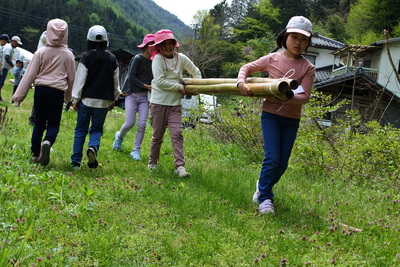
top-left (148, 164), bottom-right (158, 171)
top-left (174, 166), bottom-right (191, 177)
top-left (252, 180), bottom-right (260, 204)
top-left (113, 131), bottom-right (123, 151)
top-left (258, 199), bottom-right (274, 214)
top-left (130, 150), bottom-right (141, 160)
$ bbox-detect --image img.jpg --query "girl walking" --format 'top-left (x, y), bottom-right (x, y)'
top-left (13, 18), bottom-right (75, 166)
top-left (113, 34), bottom-right (155, 161)
top-left (70, 25), bottom-right (119, 168)
top-left (237, 16), bottom-right (315, 214)
top-left (148, 29), bottom-right (201, 177)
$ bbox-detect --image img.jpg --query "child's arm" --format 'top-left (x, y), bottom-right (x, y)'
top-left (71, 62), bottom-right (87, 107)
top-left (181, 54), bottom-right (201, 79)
top-left (65, 52), bottom-right (76, 103)
top-left (13, 52), bottom-right (41, 105)
top-left (128, 56), bottom-right (146, 89)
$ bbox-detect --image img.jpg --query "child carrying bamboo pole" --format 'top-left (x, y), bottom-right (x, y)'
top-left (237, 16), bottom-right (316, 214)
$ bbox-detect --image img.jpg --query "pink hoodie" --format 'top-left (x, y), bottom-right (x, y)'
top-left (13, 18), bottom-right (75, 105)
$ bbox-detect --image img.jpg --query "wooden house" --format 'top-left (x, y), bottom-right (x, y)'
top-left (311, 35), bottom-right (400, 127)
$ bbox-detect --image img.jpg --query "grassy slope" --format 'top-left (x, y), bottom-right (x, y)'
top-left (0, 77), bottom-right (398, 266)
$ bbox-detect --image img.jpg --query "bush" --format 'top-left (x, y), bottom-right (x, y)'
top-left (294, 92), bottom-right (400, 187)
top-left (203, 97), bottom-right (264, 163)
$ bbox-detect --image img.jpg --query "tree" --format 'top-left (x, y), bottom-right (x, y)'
top-left (234, 0), bottom-right (280, 42)
top-left (209, 0), bottom-right (232, 39)
top-left (270, 0), bottom-right (310, 31)
top-left (183, 10), bottom-right (242, 78)
top-left (346, 0), bottom-right (400, 44)
top-left (228, 0), bottom-right (258, 28)
top-left (309, 0), bottom-right (352, 23)
top-left (324, 15), bottom-right (350, 42)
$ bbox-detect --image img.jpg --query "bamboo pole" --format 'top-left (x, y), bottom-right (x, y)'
top-left (183, 78), bottom-right (299, 90)
top-left (184, 83), bottom-right (294, 100)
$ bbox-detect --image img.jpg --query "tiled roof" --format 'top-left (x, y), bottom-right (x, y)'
top-left (311, 33), bottom-right (345, 50)
top-left (314, 68), bottom-right (400, 101)
top-left (315, 68), bottom-right (382, 89)
top-left (315, 65), bottom-right (333, 82)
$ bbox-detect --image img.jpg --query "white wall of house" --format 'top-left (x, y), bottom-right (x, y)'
top-left (307, 47), bottom-right (336, 69)
top-left (375, 41), bottom-right (400, 97)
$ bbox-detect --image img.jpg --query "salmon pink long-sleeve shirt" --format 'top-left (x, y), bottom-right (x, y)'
top-left (237, 51), bottom-right (315, 119)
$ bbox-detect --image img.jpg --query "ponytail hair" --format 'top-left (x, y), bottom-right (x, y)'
top-left (87, 40), bottom-right (108, 61)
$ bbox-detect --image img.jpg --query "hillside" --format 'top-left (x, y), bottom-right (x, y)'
top-left (0, 0), bottom-right (192, 54)
top-left (113, 0), bottom-right (193, 40)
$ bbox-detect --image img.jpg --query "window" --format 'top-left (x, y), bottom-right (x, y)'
top-left (304, 54), bottom-right (316, 65)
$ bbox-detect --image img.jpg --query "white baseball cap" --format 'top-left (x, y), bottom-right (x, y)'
top-left (87, 25), bottom-right (108, 42)
top-left (11, 36), bottom-right (23, 45)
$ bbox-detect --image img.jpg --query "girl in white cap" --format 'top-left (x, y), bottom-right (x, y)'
top-left (70, 25), bottom-right (120, 169)
top-left (113, 34), bottom-right (155, 161)
top-left (148, 29), bottom-right (201, 177)
top-left (237, 16), bottom-right (315, 214)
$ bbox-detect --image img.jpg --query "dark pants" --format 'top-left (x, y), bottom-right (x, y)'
top-left (0, 68), bottom-right (9, 100)
top-left (258, 111), bottom-right (300, 202)
top-left (31, 86), bottom-right (64, 157)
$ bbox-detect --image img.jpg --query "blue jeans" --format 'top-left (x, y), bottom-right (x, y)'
top-left (71, 102), bottom-right (108, 164)
top-left (31, 86), bottom-right (64, 157)
top-left (258, 111), bottom-right (300, 203)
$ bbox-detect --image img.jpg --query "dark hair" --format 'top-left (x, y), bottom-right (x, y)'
top-left (16, 59), bottom-right (23, 68)
top-left (87, 40), bottom-right (108, 61)
top-left (0, 34), bottom-right (10, 41)
top-left (276, 29), bottom-right (312, 52)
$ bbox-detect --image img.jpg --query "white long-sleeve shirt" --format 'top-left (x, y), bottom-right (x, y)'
top-left (150, 52), bottom-right (201, 106)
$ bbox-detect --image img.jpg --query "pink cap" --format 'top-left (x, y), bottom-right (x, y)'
top-left (137, 34), bottom-right (155, 48)
top-left (150, 29), bottom-right (179, 47)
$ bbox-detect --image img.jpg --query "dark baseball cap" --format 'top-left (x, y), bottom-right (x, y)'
top-left (0, 34), bottom-right (10, 41)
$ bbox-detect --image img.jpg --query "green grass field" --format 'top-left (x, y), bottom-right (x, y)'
top-left (0, 78), bottom-right (399, 266)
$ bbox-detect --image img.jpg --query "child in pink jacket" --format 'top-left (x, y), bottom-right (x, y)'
top-left (13, 18), bottom-right (75, 166)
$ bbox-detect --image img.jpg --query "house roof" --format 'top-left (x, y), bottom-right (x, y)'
top-left (331, 37), bottom-right (400, 58)
top-left (110, 49), bottom-right (135, 66)
top-left (311, 33), bottom-right (345, 50)
top-left (332, 44), bottom-right (381, 58)
top-left (315, 65), bottom-right (334, 82)
top-left (315, 68), bottom-right (377, 87)
top-left (370, 37), bottom-right (400, 46)
top-left (314, 67), bottom-right (400, 101)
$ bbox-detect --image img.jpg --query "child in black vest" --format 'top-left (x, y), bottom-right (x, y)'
top-left (70, 25), bottom-right (120, 168)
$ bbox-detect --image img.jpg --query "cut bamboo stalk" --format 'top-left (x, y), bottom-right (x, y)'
top-left (183, 78), bottom-right (299, 90)
top-left (184, 83), bottom-right (294, 100)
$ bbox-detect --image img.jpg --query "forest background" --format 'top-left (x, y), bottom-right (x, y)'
top-left (1, 0), bottom-right (400, 80)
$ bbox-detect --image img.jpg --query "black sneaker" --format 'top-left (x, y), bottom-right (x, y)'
top-left (87, 146), bottom-right (98, 168)
top-left (39, 140), bottom-right (51, 166)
